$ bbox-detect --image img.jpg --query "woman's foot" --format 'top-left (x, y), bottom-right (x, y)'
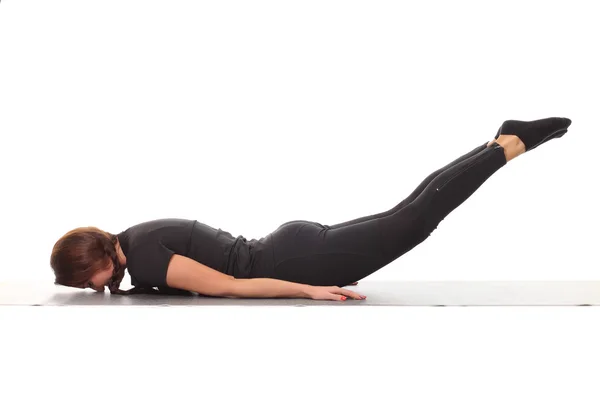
top-left (487, 135), bottom-right (526, 162)
top-left (495, 117), bottom-right (572, 152)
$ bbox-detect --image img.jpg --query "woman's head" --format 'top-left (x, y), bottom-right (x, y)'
top-left (50, 226), bottom-right (129, 294)
top-left (51, 225), bottom-right (196, 296)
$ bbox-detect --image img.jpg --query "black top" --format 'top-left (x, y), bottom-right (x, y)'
top-left (117, 218), bottom-right (262, 288)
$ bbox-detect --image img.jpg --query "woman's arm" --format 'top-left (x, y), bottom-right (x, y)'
top-left (165, 254), bottom-right (310, 299)
top-left (229, 278), bottom-right (310, 299)
top-left (231, 279), bottom-right (365, 301)
top-left (165, 254), bottom-right (364, 301)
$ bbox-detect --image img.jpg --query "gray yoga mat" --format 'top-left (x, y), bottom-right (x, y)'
top-left (1, 280), bottom-right (600, 306)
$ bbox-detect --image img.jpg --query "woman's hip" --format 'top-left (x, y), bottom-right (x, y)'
top-left (268, 219), bottom-right (385, 267)
top-left (264, 219), bottom-right (386, 286)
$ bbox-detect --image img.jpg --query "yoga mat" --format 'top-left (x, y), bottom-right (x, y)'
top-left (1, 280), bottom-right (600, 306)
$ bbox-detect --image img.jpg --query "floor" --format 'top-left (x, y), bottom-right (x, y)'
top-left (2, 280), bottom-right (600, 306)
top-left (2, 280), bottom-right (600, 399)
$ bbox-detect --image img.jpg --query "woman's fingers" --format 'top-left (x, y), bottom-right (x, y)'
top-left (322, 290), bottom-right (345, 301)
top-left (331, 286), bottom-right (366, 300)
top-left (342, 288), bottom-right (365, 300)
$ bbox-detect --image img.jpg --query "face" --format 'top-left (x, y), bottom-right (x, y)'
top-left (84, 262), bottom-right (114, 292)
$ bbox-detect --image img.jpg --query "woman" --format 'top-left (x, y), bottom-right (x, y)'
top-left (50, 117), bottom-right (572, 302)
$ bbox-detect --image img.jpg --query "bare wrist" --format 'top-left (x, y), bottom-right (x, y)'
top-left (301, 284), bottom-right (314, 299)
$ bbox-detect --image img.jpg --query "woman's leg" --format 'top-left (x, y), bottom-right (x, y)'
top-left (376, 140), bottom-right (508, 261)
top-left (324, 140), bottom-right (491, 230)
top-left (270, 140), bottom-right (510, 287)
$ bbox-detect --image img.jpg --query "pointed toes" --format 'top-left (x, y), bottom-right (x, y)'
top-left (543, 117), bottom-right (572, 130)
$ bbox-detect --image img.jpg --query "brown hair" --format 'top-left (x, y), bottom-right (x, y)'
top-left (50, 226), bottom-right (194, 296)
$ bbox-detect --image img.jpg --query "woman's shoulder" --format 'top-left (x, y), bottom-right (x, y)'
top-left (123, 218), bottom-right (197, 287)
top-left (127, 217), bottom-right (196, 232)
top-left (119, 218), bottom-right (197, 258)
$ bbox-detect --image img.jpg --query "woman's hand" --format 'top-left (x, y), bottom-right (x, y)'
top-left (305, 285), bottom-right (367, 301)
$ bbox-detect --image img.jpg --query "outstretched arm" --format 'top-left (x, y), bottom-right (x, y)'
top-left (165, 254), bottom-right (362, 300)
top-left (166, 254), bottom-right (312, 298)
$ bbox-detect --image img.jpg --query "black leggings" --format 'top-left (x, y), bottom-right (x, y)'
top-left (268, 140), bottom-right (507, 287)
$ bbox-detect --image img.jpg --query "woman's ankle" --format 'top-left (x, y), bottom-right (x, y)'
top-left (490, 135), bottom-right (526, 162)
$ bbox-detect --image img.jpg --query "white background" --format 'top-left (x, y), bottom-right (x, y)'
top-left (1, 1), bottom-right (599, 399)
